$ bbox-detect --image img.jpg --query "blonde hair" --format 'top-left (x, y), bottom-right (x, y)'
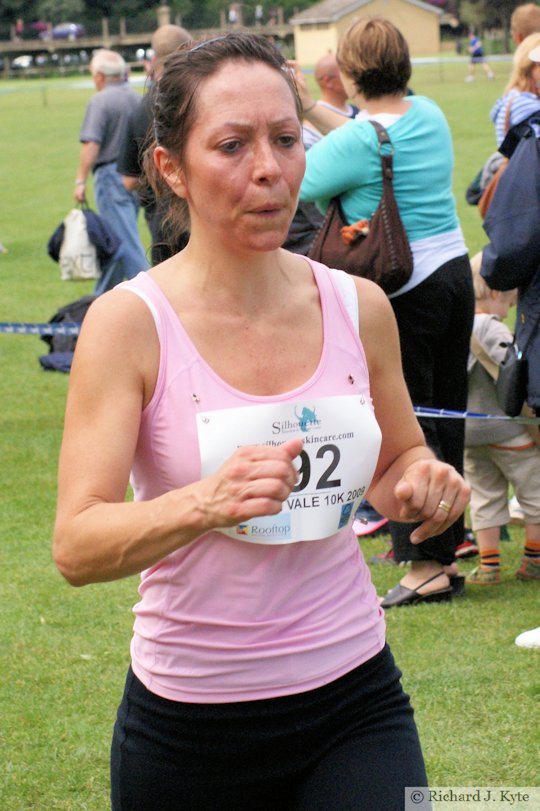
top-left (151, 24), bottom-right (191, 62)
top-left (337, 16), bottom-right (410, 99)
top-left (471, 253), bottom-right (493, 300)
top-left (505, 31), bottom-right (540, 92)
top-left (511, 3), bottom-right (540, 41)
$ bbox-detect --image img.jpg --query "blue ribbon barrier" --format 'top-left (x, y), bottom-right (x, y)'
top-left (0, 321), bottom-right (80, 337)
top-left (414, 406), bottom-right (540, 425)
top-left (2, 321), bottom-right (540, 423)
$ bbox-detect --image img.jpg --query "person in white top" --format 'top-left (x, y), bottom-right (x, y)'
top-left (302, 53), bottom-right (359, 148)
top-left (314, 53), bottom-right (359, 117)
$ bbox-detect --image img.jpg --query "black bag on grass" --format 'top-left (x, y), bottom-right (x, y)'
top-left (39, 294), bottom-right (96, 372)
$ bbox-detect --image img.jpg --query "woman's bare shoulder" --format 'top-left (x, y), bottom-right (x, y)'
top-left (72, 285), bottom-right (159, 392)
top-left (81, 285), bottom-right (156, 335)
top-left (351, 277), bottom-right (401, 367)
top-left (352, 276), bottom-right (395, 322)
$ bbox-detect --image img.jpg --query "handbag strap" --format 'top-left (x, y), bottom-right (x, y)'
top-left (367, 120), bottom-right (395, 185)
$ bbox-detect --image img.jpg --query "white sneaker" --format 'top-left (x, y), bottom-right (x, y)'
top-left (465, 75), bottom-right (475, 83)
top-left (515, 627), bottom-right (540, 648)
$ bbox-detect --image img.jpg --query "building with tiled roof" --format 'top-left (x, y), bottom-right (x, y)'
top-left (290, 0), bottom-right (442, 63)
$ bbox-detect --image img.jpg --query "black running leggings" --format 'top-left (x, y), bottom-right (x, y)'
top-left (110, 644), bottom-right (428, 811)
top-left (388, 255), bottom-right (475, 565)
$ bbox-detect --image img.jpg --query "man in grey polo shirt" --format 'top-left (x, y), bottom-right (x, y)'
top-left (74, 49), bottom-right (149, 293)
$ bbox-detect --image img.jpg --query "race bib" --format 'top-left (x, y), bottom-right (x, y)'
top-left (197, 395), bottom-right (381, 544)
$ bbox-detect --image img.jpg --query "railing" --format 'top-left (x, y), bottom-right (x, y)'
top-left (0, 19), bottom-right (295, 78)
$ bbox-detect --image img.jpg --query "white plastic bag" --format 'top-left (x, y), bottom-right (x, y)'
top-left (59, 209), bottom-right (99, 281)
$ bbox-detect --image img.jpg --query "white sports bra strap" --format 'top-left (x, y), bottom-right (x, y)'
top-left (121, 284), bottom-right (161, 331)
top-left (328, 268), bottom-right (359, 333)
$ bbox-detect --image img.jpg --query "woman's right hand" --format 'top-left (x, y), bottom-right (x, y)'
top-left (287, 60), bottom-right (314, 111)
top-left (287, 60), bottom-right (346, 135)
top-left (195, 438), bottom-right (304, 531)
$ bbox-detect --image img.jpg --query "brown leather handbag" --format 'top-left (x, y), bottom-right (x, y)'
top-left (307, 120), bottom-right (413, 295)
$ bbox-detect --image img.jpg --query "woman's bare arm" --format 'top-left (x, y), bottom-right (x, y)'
top-left (356, 278), bottom-right (470, 542)
top-left (53, 291), bottom-right (302, 586)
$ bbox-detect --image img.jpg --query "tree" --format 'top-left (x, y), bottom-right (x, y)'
top-left (457, 0), bottom-right (517, 31)
top-left (481, 0), bottom-right (516, 28)
top-left (458, 0), bottom-right (483, 31)
top-left (0, 0), bottom-right (320, 31)
top-left (0, 0), bottom-right (39, 25)
top-left (152, 0), bottom-right (315, 29)
top-left (166, 0), bottom-right (194, 26)
top-left (82, 0), bottom-right (113, 20)
top-left (37, 0), bottom-right (84, 24)
top-left (280, 0), bottom-right (314, 16)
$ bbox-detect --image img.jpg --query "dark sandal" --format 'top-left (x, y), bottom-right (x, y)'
top-left (449, 574), bottom-right (465, 598)
top-left (380, 571), bottom-right (453, 609)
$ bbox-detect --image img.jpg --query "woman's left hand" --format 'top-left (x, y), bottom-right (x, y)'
top-left (393, 459), bottom-right (470, 544)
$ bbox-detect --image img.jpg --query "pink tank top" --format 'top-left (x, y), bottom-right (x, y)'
top-left (121, 260), bottom-right (385, 703)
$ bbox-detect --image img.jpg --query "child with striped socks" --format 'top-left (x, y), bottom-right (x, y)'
top-left (464, 256), bottom-right (540, 585)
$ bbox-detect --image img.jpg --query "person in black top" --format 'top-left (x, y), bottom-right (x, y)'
top-left (117, 24), bottom-right (192, 263)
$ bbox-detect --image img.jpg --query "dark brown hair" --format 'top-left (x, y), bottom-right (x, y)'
top-left (144, 32), bottom-right (302, 241)
top-left (337, 17), bottom-right (411, 100)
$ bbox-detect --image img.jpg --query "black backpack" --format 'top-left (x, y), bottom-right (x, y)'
top-left (482, 115), bottom-right (540, 289)
top-left (39, 294), bottom-right (96, 371)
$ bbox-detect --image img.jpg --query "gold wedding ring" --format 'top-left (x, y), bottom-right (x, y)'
top-left (438, 499), bottom-right (451, 514)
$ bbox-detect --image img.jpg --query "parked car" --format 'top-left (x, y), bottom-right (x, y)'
top-left (39, 22), bottom-right (85, 41)
top-left (11, 54), bottom-right (33, 70)
top-left (30, 21), bottom-right (49, 36)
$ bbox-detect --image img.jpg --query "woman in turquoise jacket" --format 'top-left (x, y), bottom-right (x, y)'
top-left (295, 16), bottom-right (475, 607)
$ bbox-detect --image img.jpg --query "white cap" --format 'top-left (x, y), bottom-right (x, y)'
top-left (528, 44), bottom-right (540, 62)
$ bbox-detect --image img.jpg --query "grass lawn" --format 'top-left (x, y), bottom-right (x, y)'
top-left (0, 62), bottom-right (538, 810)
